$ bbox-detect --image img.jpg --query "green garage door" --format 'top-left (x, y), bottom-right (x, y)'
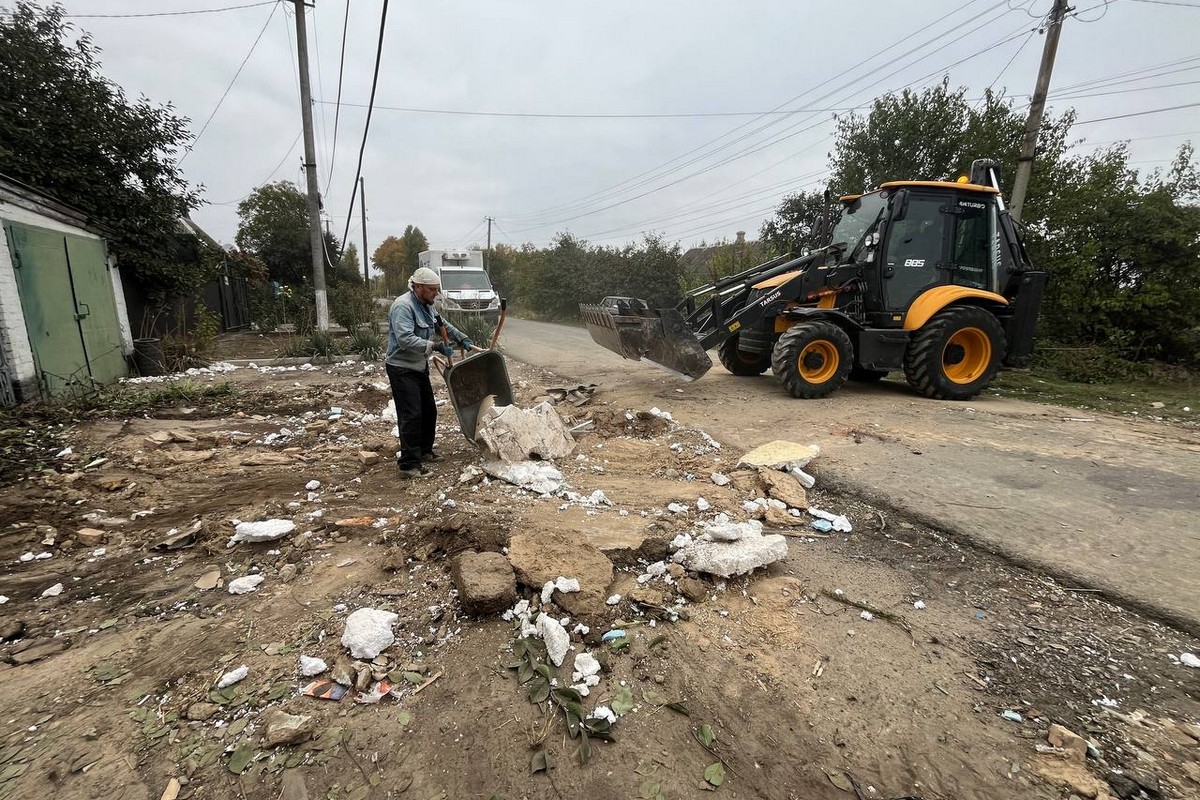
top-left (4, 221), bottom-right (127, 397)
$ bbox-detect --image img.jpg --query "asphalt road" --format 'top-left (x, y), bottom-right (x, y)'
top-left (498, 317), bottom-right (1200, 635)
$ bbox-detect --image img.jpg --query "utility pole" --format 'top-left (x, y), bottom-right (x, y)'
top-left (1009, 0), bottom-right (1069, 222)
top-left (485, 216), bottom-right (494, 274)
top-left (359, 177), bottom-right (370, 287)
top-left (292, 0), bottom-right (328, 331)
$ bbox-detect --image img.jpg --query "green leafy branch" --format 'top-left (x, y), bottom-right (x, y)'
top-left (508, 635), bottom-right (614, 768)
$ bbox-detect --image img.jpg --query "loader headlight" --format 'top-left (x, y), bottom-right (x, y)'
top-left (487, 296), bottom-right (500, 308)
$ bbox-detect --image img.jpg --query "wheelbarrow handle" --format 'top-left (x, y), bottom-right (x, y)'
top-left (489, 298), bottom-right (508, 351)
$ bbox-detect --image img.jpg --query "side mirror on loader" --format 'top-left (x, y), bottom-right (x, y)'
top-left (892, 188), bottom-right (910, 222)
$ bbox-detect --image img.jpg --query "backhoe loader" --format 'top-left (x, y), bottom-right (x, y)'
top-left (581, 159), bottom-right (1047, 401)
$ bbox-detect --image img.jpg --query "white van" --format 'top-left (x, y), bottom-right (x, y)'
top-left (417, 249), bottom-right (500, 322)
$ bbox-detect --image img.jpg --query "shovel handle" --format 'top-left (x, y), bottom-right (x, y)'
top-left (438, 323), bottom-right (454, 368)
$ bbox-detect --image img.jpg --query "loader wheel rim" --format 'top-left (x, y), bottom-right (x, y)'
top-left (942, 327), bottom-right (991, 384)
top-left (798, 341), bottom-right (839, 383)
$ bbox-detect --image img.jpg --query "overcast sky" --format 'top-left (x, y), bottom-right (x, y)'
top-left (25, 0), bottom-right (1200, 262)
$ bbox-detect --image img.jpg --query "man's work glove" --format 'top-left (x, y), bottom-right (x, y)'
top-left (433, 342), bottom-right (453, 357)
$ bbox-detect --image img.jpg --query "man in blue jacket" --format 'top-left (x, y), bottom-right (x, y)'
top-left (386, 267), bottom-right (482, 478)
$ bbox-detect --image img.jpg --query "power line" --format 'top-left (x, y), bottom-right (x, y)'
top-left (508, 2), bottom-right (1026, 234)
top-left (503, 0), bottom-right (1005, 225)
top-left (313, 100), bottom-right (856, 119)
top-left (206, 130), bottom-right (303, 205)
top-left (337, 0), bottom-right (389, 259)
top-left (1074, 101), bottom-right (1200, 124)
top-left (1127, 0), bottom-right (1200, 7)
top-left (15, 1), bottom-right (281, 19)
top-left (178, 2), bottom-right (280, 166)
top-left (327, 0), bottom-right (351, 188)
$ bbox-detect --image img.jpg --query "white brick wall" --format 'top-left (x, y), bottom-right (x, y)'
top-left (0, 202), bottom-right (110, 400)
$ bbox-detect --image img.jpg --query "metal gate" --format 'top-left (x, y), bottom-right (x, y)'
top-left (4, 221), bottom-right (127, 398)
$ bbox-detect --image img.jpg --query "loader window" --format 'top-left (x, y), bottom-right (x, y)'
top-left (950, 200), bottom-right (999, 290)
top-left (829, 193), bottom-right (886, 252)
top-left (882, 195), bottom-right (946, 312)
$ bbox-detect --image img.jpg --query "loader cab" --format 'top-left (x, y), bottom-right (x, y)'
top-left (832, 182), bottom-right (1003, 324)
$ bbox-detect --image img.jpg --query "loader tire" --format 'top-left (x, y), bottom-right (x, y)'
top-left (904, 306), bottom-right (1005, 400)
top-left (718, 334), bottom-right (772, 376)
top-left (771, 322), bottom-right (853, 399)
top-left (849, 365), bottom-right (889, 382)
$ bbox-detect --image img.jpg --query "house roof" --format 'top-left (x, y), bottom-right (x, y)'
top-left (0, 173), bottom-right (110, 236)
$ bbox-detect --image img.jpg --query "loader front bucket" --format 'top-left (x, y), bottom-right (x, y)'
top-left (580, 298), bottom-right (712, 380)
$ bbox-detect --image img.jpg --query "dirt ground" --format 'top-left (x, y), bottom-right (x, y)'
top-left (1, 343), bottom-right (1198, 800)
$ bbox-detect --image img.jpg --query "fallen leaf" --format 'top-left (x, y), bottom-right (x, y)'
top-left (612, 686), bottom-right (636, 716)
top-left (696, 724), bottom-right (716, 748)
top-left (530, 748), bottom-right (549, 774)
top-left (704, 762), bottom-right (725, 787)
top-left (226, 745), bottom-right (254, 774)
top-left (827, 771), bottom-right (854, 792)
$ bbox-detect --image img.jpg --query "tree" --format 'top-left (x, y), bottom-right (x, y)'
top-left (372, 225), bottom-right (428, 295)
top-left (234, 181), bottom-right (339, 286)
top-left (0, 2), bottom-right (206, 301)
top-left (760, 190), bottom-right (827, 256)
top-left (337, 242), bottom-right (363, 285)
top-left (771, 78), bottom-right (1200, 367)
top-left (373, 235), bottom-right (407, 296)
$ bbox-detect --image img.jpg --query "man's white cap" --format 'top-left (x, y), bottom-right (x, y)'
top-left (410, 267), bottom-right (440, 286)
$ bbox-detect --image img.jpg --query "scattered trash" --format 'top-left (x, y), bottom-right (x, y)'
top-left (227, 574), bottom-right (264, 595)
top-left (648, 407), bottom-right (673, 421)
top-left (228, 518), bottom-right (296, 545)
top-left (710, 472), bottom-right (730, 486)
top-left (40, 583), bottom-right (64, 598)
top-left (811, 518), bottom-right (834, 533)
top-left (545, 384), bottom-right (597, 407)
top-left (860, 610), bottom-right (874, 621)
top-left (301, 680), bottom-right (348, 701)
top-left (298, 655), bottom-right (328, 676)
top-left (151, 519), bottom-right (203, 551)
top-left (1001, 710), bottom-right (1023, 723)
top-left (341, 608), bottom-right (398, 659)
top-left (1179, 652), bottom-right (1200, 668)
top-left (216, 665), bottom-right (248, 689)
top-left (602, 629), bottom-right (627, 643)
top-left (808, 507), bottom-right (852, 533)
top-left (913, 600), bottom-right (926, 610)
top-left (667, 502), bottom-right (690, 514)
top-left (606, 594), bottom-right (621, 606)
top-left (304, 480), bottom-right (321, 491)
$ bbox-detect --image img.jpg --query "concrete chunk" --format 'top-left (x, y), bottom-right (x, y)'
top-left (477, 402), bottom-right (575, 463)
top-left (673, 527), bottom-right (788, 578)
top-left (451, 551), bottom-right (517, 615)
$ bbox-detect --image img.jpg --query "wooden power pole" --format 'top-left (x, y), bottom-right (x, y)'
top-left (292, 0), bottom-right (329, 330)
top-left (359, 177), bottom-right (370, 286)
top-left (1009, 0), bottom-right (1069, 222)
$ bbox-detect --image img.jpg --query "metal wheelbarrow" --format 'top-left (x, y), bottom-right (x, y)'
top-left (439, 299), bottom-right (514, 441)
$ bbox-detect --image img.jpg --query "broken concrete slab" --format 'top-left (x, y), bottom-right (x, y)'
top-left (508, 530), bottom-right (614, 619)
top-left (358, 451), bottom-right (380, 466)
top-left (476, 401), bottom-right (575, 463)
top-left (482, 460), bottom-right (564, 494)
top-left (672, 525), bottom-right (788, 578)
top-left (265, 710), bottom-right (316, 746)
top-left (737, 441), bottom-right (820, 470)
top-left (451, 551), bottom-right (517, 615)
top-left (76, 528), bottom-right (105, 546)
top-left (1048, 723), bottom-right (1088, 762)
top-left (758, 468), bottom-right (809, 509)
top-left (535, 613), bottom-right (570, 667)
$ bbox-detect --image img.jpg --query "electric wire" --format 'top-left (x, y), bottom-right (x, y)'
top-left (505, 3), bottom-right (1029, 234)
top-left (13, 1), bottom-right (281, 19)
top-left (327, 0), bottom-right (351, 188)
top-left (178, 1), bottom-right (280, 166)
top-left (1074, 101), bottom-right (1200, 124)
top-left (502, 0), bottom-right (1004, 225)
top-left (337, 0), bottom-right (389, 259)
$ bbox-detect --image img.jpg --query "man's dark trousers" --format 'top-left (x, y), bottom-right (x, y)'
top-left (386, 363), bottom-right (436, 469)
